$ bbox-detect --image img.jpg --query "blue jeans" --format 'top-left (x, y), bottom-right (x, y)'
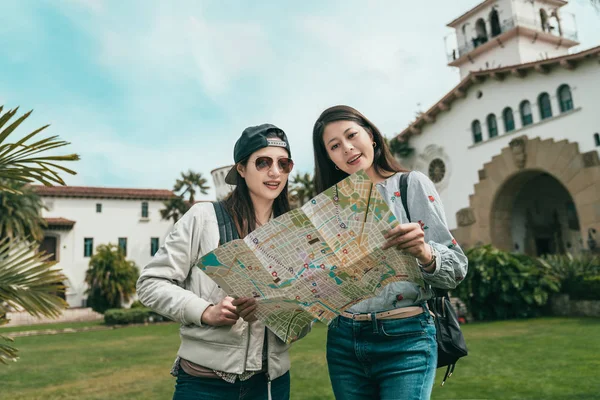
top-left (326, 310), bottom-right (437, 400)
top-left (173, 368), bottom-right (290, 400)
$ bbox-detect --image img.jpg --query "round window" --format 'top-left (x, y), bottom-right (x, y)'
top-left (428, 158), bottom-right (446, 183)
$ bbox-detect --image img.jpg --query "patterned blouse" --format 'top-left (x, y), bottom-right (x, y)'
top-left (346, 171), bottom-right (469, 314)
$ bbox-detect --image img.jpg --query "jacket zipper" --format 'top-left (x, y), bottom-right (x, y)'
top-left (266, 330), bottom-right (272, 400)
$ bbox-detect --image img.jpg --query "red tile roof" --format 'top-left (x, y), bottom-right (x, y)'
top-left (32, 185), bottom-right (175, 200)
top-left (44, 218), bottom-right (76, 227)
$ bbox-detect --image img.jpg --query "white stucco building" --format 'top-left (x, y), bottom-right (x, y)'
top-left (211, 165), bottom-right (235, 200)
top-left (33, 186), bottom-right (175, 307)
top-left (397, 0), bottom-right (600, 256)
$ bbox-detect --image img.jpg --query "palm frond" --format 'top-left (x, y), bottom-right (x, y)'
top-left (0, 237), bottom-right (67, 318)
top-left (0, 336), bottom-right (19, 365)
top-left (0, 107), bottom-right (79, 194)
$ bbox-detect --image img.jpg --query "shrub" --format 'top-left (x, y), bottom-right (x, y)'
top-left (104, 307), bottom-right (168, 325)
top-left (578, 276), bottom-right (600, 301)
top-left (539, 253), bottom-right (600, 301)
top-left (130, 300), bottom-right (145, 309)
top-left (85, 244), bottom-right (139, 314)
top-left (453, 245), bottom-right (560, 320)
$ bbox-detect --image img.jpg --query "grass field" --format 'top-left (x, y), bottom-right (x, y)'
top-left (1, 317), bottom-right (599, 399)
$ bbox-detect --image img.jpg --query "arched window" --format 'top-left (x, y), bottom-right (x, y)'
top-left (520, 100), bottom-right (533, 126)
top-left (595, 133), bottom-right (600, 147)
top-left (474, 18), bottom-right (488, 47)
top-left (538, 92), bottom-right (553, 120)
top-left (487, 114), bottom-right (498, 138)
top-left (503, 107), bottom-right (515, 132)
top-left (558, 84), bottom-right (574, 112)
top-left (490, 8), bottom-right (501, 37)
top-left (472, 120), bottom-right (483, 144)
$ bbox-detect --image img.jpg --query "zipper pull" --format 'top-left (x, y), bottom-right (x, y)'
top-left (266, 373), bottom-right (272, 400)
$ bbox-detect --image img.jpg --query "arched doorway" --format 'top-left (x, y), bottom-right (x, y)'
top-left (451, 136), bottom-right (600, 253)
top-left (491, 171), bottom-right (581, 256)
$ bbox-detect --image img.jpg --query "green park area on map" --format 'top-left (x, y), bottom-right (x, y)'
top-left (198, 170), bottom-right (424, 343)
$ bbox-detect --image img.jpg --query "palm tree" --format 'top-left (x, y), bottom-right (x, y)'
top-left (160, 195), bottom-right (188, 223)
top-left (85, 244), bottom-right (139, 314)
top-left (0, 105), bottom-right (78, 364)
top-left (290, 172), bottom-right (316, 207)
top-left (0, 180), bottom-right (47, 242)
top-left (173, 170), bottom-right (210, 204)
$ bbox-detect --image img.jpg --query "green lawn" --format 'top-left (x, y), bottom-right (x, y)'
top-left (0, 320), bottom-right (104, 334)
top-left (1, 317), bottom-right (598, 399)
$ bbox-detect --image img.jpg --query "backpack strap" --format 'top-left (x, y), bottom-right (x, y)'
top-left (212, 201), bottom-right (240, 246)
top-left (399, 172), bottom-right (411, 222)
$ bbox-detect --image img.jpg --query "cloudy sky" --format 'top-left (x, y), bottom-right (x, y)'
top-left (1, 0), bottom-right (598, 200)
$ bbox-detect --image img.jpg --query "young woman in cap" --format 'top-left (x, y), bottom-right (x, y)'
top-left (138, 124), bottom-right (306, 400)
top-left (311, 105), bottom-right (468, 400)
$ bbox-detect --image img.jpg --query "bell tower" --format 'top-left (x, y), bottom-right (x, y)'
top-left (445, 0), bottom-right (579, 78)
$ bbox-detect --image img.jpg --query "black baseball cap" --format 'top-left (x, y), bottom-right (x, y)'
top-left (225, 123), bottom-right (291, 185)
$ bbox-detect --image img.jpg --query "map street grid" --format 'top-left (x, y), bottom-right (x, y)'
top-left (198, 170), bottom-right (424, 343)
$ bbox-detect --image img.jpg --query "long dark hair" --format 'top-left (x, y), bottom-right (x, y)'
top-left (223, 133), bottom-right (291, 237)
top-left (312, 105), bottom-right (407, 194)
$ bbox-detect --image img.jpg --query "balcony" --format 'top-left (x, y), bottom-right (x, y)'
top-left (446, 14), bottom-right (579, 63)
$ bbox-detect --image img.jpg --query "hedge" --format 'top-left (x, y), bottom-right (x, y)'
top-left (104, 307), bottom-right (169, 325)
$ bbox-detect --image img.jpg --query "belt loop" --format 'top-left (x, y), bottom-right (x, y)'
top-left (421, 302), bottom-right (430, 320)
top-left (371, 312), bottom-right (378, 333)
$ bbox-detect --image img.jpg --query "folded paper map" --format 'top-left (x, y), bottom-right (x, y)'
top-left (198, 170), bottom-right (424, 343)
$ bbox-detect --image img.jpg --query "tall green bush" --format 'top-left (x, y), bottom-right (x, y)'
top-left (453, 245), bottom-right (560, 320)
top-left (85, 244), bottom-right (139, 314)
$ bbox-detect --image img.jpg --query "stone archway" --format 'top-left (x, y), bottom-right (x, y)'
top-left (452, 136), bottom-right (600, 253)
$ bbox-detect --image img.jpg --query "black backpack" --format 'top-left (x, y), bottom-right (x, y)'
top-left (398, 172), bottom-right (468, 386)
top-left (212, 201), bottom-right (240, 245)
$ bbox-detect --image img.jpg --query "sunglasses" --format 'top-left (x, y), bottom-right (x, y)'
top-left (253, 157), bottom-right (294, 174)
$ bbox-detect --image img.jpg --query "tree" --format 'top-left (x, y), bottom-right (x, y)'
top-left (85, 244), bottom-right (139, 314)
top-left (386, 136), bottom-right (415, 159)
top-left (173, 170), bottom-right (210, 204)
top-left (0, 105), bottom-right (78, 364)
top-left (161, 170), bottom-right (210, 223)
top-left (160, 196), bottom-right (188, 223)
top-left (0, 180), bottom-right (47, 242)
top-left (289, 172), bottom-right (316, 207)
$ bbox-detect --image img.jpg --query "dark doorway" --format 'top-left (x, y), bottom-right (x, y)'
top-left (39, 236), bottom-right (57, 261)
top-left (535, 238), bottom-right (551, 256)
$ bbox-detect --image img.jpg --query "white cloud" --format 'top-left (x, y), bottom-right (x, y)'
top-left (13, 0), bottom-right (598, 202)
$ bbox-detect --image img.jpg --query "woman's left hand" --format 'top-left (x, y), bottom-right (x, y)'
top-left (382, 223), bottom-right (432, 265)
top-left (232, 297), bottom-right (258, 322)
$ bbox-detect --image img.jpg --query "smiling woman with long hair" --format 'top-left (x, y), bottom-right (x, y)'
top-left (138, 124), bottom-right (310, 400)
top-left (312, 105), bottom-right (468, 400)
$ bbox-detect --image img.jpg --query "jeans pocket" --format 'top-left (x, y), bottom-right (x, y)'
top-left (379, 315), bottom-right (427, 338)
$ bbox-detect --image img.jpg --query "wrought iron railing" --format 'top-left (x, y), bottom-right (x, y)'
top-left (447, 15), bottom-right (578, 62)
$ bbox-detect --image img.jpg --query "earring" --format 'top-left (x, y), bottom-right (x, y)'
top-left (373, 141), bottom-right (377, 148)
